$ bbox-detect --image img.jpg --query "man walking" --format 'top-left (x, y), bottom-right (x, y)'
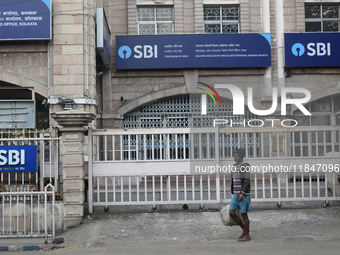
top-left (229, 148), bottom-right (251, 241)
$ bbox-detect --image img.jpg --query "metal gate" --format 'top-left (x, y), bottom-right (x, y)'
top-left (0, 130), bottom-right (60, 241)
top-left (88, 126), bottom-right (340, 213)
top-left (0, 184), bottom-right (55, 242)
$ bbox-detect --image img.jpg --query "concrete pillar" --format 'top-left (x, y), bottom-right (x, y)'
top-left (51, 110), bottom-right (95, 229)
top-left (49, 0), bottom-right (97, 125)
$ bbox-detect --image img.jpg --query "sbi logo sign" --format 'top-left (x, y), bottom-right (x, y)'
top-left (118, 45), bottom-right (158, 59)
top-left (0, 149), bottom-right (26, 166)
top-left (291, 42), bottom-right (331, 57)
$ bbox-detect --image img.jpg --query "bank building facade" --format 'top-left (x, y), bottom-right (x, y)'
top-left (0, 0), bottom-right (339, 235)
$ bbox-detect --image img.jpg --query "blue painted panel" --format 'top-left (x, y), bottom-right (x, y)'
top-left (0, 0), bottom-right (51, 40)
top-left (285, 33), bottom-right (340, 67)
top-left (0, 145), bottom-right (37, 172)
top-left (116, 33), bottom-right (271, 69)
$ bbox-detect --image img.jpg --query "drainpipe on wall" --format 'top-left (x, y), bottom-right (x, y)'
top-left (83, 0), bottom-right (89, 98)
top-left (262, 0), bottom-right (272, 99)
top-left (97, 71), bottom-right (104, 129)
top-left (274, 0), bottom-right (286, 186)
top-left (275, 0), bottom-right (285, 90)
top-left (47, 42), bottom-right (50, 100)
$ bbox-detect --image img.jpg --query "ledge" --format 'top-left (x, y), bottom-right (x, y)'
top-left (51, 110), bottom-right (95, 127)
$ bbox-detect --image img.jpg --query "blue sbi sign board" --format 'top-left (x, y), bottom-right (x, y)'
top-left (0, 0), bottom-right (51, 40)
top-left (116, 33), bottom-right (271, 69)
top-left (0, 145), bottom-right (37, 172)
top-left (285, 33), bottom-right (340, 67)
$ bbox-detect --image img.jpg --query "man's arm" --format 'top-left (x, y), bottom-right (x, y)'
top-left (239, 163), bottom-right (251, 202)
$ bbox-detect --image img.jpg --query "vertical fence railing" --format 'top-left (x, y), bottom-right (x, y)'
top-left (90, 126), bottom-right (340, 160)
top-left (0, 129), bottom-right (61, 196)
top-left (0, 183), bottom-right (55, 241)
top-left (0, 129), bottom-right (59, 241)
top-left (90, 174), bottom-right (219, 207)
top-left (219, 171), bottom-right (338, 205)
top-left (218, 126), bottom-right (340, 159)
top-left (88, 126), bottom-right (340, 210)
top-left (88, 128), bottom-right (220, 211)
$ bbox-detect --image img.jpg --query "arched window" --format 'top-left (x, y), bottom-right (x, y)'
top-left (123, 95), bottom-right (257, 129)
top-left (120, 95), bottom-right (263, 160)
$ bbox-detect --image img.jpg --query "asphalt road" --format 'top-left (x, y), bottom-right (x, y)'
top-left (4, 203), bottom-right (340, 255)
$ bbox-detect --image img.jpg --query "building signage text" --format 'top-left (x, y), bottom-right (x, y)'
top-left (116, 33), bottom-right (271, 69)
top-left (0, 145), bottom-right (37, 172)
top-left (0, 0), bottom-right (51, 40)
top-left (285, 33), bottom-right (340, 67)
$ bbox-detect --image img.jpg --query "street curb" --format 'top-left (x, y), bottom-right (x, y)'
top-left (0, 244), bottom-right (56, 252)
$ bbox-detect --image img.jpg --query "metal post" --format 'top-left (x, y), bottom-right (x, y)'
top-left (88, 128), bottom-right (93, 214)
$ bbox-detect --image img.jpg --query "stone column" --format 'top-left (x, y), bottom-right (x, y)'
top-left (52, 110), bottom-right (95, 229)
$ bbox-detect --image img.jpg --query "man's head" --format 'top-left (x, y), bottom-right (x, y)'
top-left (234, 148), bottom-right (245, 164)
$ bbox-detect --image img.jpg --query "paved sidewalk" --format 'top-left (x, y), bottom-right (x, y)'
top-left (1, 202), bottom-right (340, 254)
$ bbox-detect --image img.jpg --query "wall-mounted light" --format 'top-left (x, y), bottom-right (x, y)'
top-left (56, 98), bottom-right (76, 110)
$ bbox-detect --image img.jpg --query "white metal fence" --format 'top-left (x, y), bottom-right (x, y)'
top-left (0, 183), bottom-right (55, 242)
top-left (0, 131), bottom-right (61, 195)
top-left (0, 130), bottom-right (60, 241)
top-left (88, 126), bottom-right (340, 212)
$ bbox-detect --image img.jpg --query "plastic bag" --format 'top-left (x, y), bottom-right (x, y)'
top-left (220, 204), bottom-right (243, 226)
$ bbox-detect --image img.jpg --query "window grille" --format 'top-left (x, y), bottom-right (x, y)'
top-left (123, 95), bottom-right (257, 129)
top-left (204, 6), bottom-right (239, 33)
top-left (295, 95), bottom-right (340, 126)
top-left (305, 4), bottom-right (339, 32)
top-left (137, 6), bottom-right (173, 35)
